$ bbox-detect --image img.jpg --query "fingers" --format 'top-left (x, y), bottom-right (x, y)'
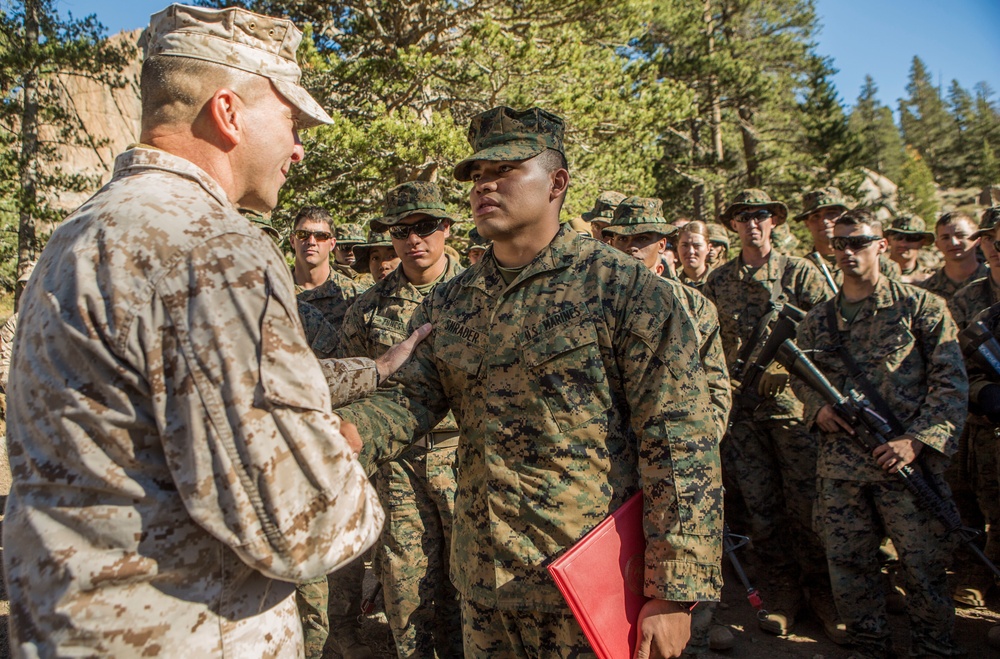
top-left (338, 419), bottom-right (363, 457)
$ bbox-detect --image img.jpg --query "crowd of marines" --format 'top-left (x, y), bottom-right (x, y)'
top-left (1, 4), bottom-right (998, 659)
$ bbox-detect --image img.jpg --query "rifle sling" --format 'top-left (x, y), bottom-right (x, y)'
top-left (734, 255), bottom-right (788, 378)
top-left (824, 299), bottom-right (907, 436)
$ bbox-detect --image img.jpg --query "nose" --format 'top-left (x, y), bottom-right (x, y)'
top-left (290, 132), bottom-right (304, 163)
top-left (473, 172), bottom-right (497, 195)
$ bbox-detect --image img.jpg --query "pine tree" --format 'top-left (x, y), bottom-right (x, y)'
top-left (848, 76), bottom-right (906, 183)
top-left (797, 55), bottom-right (862, 187)
top-left (899, 56), bottom-right (952, 184)
top-left (897, 145), bottom-right (939, 219)
top-left (0, 0), bottom-right (133, 304)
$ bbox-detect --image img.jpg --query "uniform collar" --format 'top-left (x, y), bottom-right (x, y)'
top-left (381, 252), bottom-right (463, 301)
top-left (465, 223), bottom-right (577, 295)
top-left (113, 147), bottom-right (235, 211)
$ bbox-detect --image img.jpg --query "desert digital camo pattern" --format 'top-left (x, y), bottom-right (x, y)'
top-left (339, 225), bottom-right (724, 611)
top-left (3, 147), bottom-right (384, 657)
top-left (793, 276), bottom-right (967, 481)
top-left (0, 311), bottom-right (18, 391)
top-left (337, 251), bottom-right (465, 657)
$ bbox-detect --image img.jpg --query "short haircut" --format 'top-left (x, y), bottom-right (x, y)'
top-left (535, 148), bottom-right (568, 173)
top-left (936, 211), bottom-right (975, 231)
top-left (834, 208), bottom-right (883, 234)
top-left (140, 55), bottom-right (270, 131)
top-left (293, 206), bottom-right (333, 230)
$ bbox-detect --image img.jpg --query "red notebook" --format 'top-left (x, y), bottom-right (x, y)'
top-left (547, 491), bottom-right (647, 659)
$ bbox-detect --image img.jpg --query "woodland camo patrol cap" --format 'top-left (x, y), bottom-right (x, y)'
top-left (140, 4), bottom-right (333, 128)
top-left (794, 187), bottom-right (852, 222)
top-left (454, 106), bottom-right (564, 182)
top-left (335, 223), bottom-right (366, 246)
top-left (373, 181), bottom-right (456, 231)
top-left (974, 206), bottom-right (1000, 238)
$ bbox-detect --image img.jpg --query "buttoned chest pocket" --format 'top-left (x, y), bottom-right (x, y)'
top-left (522, 321), bottom-right (612, 433)
top-left (435, 327), bottom-right (484, 390)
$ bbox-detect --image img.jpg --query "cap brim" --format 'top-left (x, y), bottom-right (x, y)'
top-left (792, 204), bottom-right (848, 222)
top-left (453, 144), bottom-right (547, 182)
top-left (885, 230), bottom-right (934, 244)
top-left (602, 223), bottom-right (677, 237)
top-left (273, 79), bottom-right (333, 130)
top-left (721, 202), bottom-right (788, 231)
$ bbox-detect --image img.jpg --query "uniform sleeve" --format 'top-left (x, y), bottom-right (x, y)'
top-left (691, 297), bottom-right (731, 438)
top-left (907, 296), bottom-right (968, 455)
top-left (618, 272), bottom-right (723, 602)
top-left (149, 235), bottom-right (384, 583)
top-left (337, 298), bottom-right (450, 472)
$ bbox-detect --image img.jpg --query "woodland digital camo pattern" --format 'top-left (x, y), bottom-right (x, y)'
top-left (336, 222), bottom-right (367, 244)
top-left (702, 252), bottom-right (830, 420)
top-left (793, 277), bottom-right (967, 657)
top-left (918, 261), bottom-right (989, 301)
top-left (885, 214), bottom-right (934, 242)
top-left (338, 225), bottom-right (724, 611)
top-left (453, 106), bottom-right (565, 181)
top-left (581, 190), bottom-right (627, 222)
top-left (3, 147), bottom-right (384, 657)
top-left (373, 180), bottom-right (456, 229)
top-left (602, 196), bottom-right (676, 237)
top-left (719, 188), bottom-right (789, 230)
top-left (793, 276), bottom-right (967, 480)
top-left (460, 597), bottom-right (595, 657)
top-left (297, 267), bottom-right (367, 329)
top-left (793, 186), bottom-right (851, 222)
top-left (298, 299), bottom-right (339, 357)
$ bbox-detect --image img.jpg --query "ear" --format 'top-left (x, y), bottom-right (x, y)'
top-left (876, 238), bottom-right (888, 255)
top-left (207, 88), bottom-right (243, 148)
top-left (442, 221), bottom-right (452, 239)
top-left (549, 168), bottom-right (569, 201)
top-left (654, 261), bottom-right (665, 276)
top-left (657, 237), bottom-right (668, 254)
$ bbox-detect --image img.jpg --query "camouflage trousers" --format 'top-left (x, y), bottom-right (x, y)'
top-left (460, 597), bottom-right (595, 659)
top-left (818, 476), bottom-right (962, 658)
top-left (722, 415), bottom-right (829, 600)
top-left (377, 441), bottom-right (463, 658)
top-left (295, 539), bottom-right (369, 658)
top-left (946, 418), bottom-right (1000, 571)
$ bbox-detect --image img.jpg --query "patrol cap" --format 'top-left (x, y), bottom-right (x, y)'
top-left (140, 4), bottom-right (333, 129)
top-left (706, 222), bottom-right (730, 248)
top-left (793, 187), bottom-right (852, 222)
top-left (351, 228), bottom-right (394, 273)
top-left (581, 191), bottom-right (627, 222)
top-left (884, 215), bottom-right (934, 244)
top-left (973, 206), bottom-right (1000, 239)
top-left (466, 227), bottom-right (491, 254)
top-left (602, 197), bottom-right (677, 238)
top-left (720, 189), bottom-right (788, 231)
top-left (454, 106), bottom-right (564, 182)
top-left (335, 222), bottom-right (366, 246)
top-left (372, 181), bottom-right (456, 231)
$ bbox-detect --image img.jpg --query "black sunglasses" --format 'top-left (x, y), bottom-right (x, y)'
top-left (292, 229), bottom-right (333, 242)
top-left (388, 218), bottom-right (446, 240)
top-left (831, 235), bottom-right (881, 251)
top-left (733, 209), bottom-right (773, 224)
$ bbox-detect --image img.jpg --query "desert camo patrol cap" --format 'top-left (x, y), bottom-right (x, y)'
top-left (454, 106), bottom-right (564, 182)
top-left (372, 181), bottom-right (456, 231)
top-left (140, 4), bottom-right (333, 129)
top-left (602, 197), bottom-right (677, 238)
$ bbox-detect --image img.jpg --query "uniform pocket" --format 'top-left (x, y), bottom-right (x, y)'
top-left (522, 321), bottom-right (611, 433)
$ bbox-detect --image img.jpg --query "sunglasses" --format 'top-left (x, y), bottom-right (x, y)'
top-left (292, 229), bottom-right (333, 242)
top-left (733, 209), bottom-right (773, 224)
top-left (388, 218), bottom-right (445, 240)
top-left (831, 235), bottom-right (881, 251)
top-left (890, 234), bottom-right (925, 244)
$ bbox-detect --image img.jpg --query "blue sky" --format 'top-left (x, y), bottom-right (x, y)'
top-left (58, 0), bottom-right (1000, 115)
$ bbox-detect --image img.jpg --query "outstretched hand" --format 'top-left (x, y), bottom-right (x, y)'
top-left (374, 323), bottom-right (432, 383)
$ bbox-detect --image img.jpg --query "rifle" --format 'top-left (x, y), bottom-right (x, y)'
top-left (806, 251), bottom-right (839, 295)
top-left (775, 338), bottom-right (1000, 581)
top-left (733, 304), bottom-right (804, 412)
top-left (723, 524), bottom-right (767, 619)
top-left (958, 301), bottom-right (1000, 380)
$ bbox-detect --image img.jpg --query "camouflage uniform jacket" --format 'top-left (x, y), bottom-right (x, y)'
top-left (3, 147), bottom-right (384, 657)
top-left (332, 260), bottom-right (373, 287)
top-left (702, 251), bottom-right (831, 419)
top-left (918, 262), bottom-right (989, 301)
top-left (337, 253), bottom-right (464, 438)
top-left (339, 226), bottom-right (723, 611)
top-left (949, 274), bottom-right (1000, 405)
top-left (677, 268), bottom-right (711, 290)
top-left (297, 267), bottom-right (367, 330)
top-left (664, 278), bottom-right (732, 438)
top-left (0, 311), bottom-right (17, 391)
top-left (793, 276), bottom-right (967, 481)
top-left (804, 249), bottom-right (902, 295)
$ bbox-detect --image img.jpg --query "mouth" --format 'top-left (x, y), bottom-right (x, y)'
top-left (406, 250), bottom-right (427, 259)
top-left (475, 197), bottom-right (500, 216)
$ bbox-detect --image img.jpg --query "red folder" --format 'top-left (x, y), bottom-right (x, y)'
top-left (547, 491), bottom-right (647, 659)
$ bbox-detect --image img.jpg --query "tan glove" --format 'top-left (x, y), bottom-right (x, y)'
top-left (757, 363), bottom-right (789, 398)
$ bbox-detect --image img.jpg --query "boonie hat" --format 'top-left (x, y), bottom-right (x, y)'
top-left (351, 229), bottom-right (394, 273)
top-left (793, 187), bottom-right (852, 222)
top-left (974, 206), bottom-right (1000, 239)
top-left (602, 197), bottom-right (676, 238)
top-left (454, 106), bottom-right (564, 182)
top-left (884, 215), bottom-right (934, 245)
top-left (140, 4), bottom-right (333, 129)
top-left (372, 181), bottom-right (456, 231)
top-left (335, 223), bottom-right (366, 246)
top-left (720, 189), bottom-right (788, 231)
top-left (581, 191), bottom-right (627, 222)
